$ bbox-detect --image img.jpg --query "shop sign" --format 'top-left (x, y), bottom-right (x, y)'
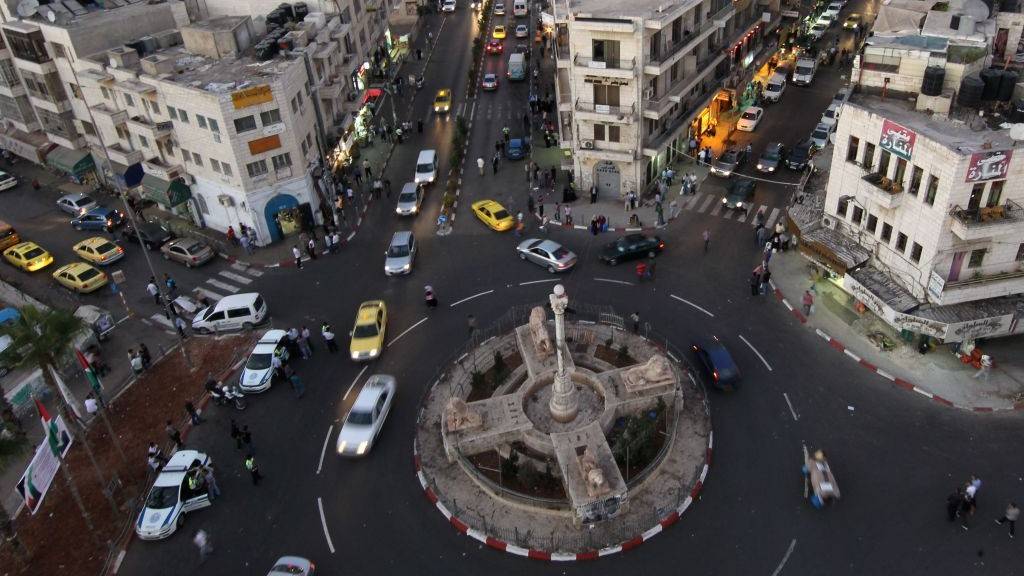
top-left (965, 149), bottom-right (1012, 183)
top-left (231, 85), bottom-right (274, 109)
top-left (927, 269), bottom-right (946, 301)
top-left (583, 77), bottom-right (630, 86)
top-left (945, 314), bottom-right (1013, 341)
top-left (248, 134), bottom-right (282, 155)
top-left (890, 312), bottom-right (947, 338)
top-left (263, 123), bottom-right (285, 137)
top-left (879, 119), bottom-right (915, 161)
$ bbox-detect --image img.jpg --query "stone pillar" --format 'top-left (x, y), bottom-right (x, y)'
top-left (548, 284), bottom-right (578, 423)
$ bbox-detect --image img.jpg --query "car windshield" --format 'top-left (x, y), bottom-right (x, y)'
top-left (388, 244), bottom-right (411, 258)
top-left (762, 147), bottom-right (781, 161)
top-left (767, 82), bottom-right (782, 91)
top-left (551, 247), bottom-right (570, 259)
top-left (353, 323), bottom-right (379, 338)
top-left (796, 65), bottom-right (813, 74)
top-left (741, 111), bottom-right (758, 120)
top-left (434, 95), bottom-right (447, 104)
top-left (493, 209), bottom-right (510, 220)
top-left (146, 485), bottom-right (178, 509)
top-left (24, 247), bottom-right (45, 259)
top-left (719, 152), bottom-right (737, 163)
top-left (813, 129), bottom-right (828, 138)
top-left (78, 268), bottom-right (101, 281)
top-left (417, 162), bottom-right (433, 172)
top-left (347, 409), bottom-right (373, 426)
top-left (246, 353), bottom-right (272, 371)
top-left (74, 198), bottom-right (92, 207)
top-left (824, 109), bottom-right (837, 119)
top-left (399, 190), bottom-right (417, 202)
top-left (95, 241), bottom-right (117, 253)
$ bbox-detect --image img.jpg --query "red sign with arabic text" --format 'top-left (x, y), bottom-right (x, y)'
top-left (965, 150), bottom-right (1013, 182)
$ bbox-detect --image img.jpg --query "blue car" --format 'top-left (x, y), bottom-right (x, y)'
top-left (506, 138), bottom-right (527, 160)
top-left (692, 336), bottom-right (741, 391)
top-left (71, 207), bottom-right (124, 231)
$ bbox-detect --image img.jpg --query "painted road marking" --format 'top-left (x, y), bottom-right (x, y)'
top-left (738, 334), bottom-right (773, 371)
top-left (519, 279), bottom-right (560, 286)
top-left (696, 195), bottom-right (715, 213)
top-left (771, 539), bottom-right (797, 576)
top-left (594, 277), bottom-right (634, 286)
top-left (218, 270), bottom-right (253, 284)
top-left (449, 289), bottom-right (495, 307)
top-left (206, 278), bottom-right (240, 293)
top-left (670, 294), bottom-right (715, 317)
top-left (343, 366), bottom-right (369, 402)
top-left (231, 262), bottom-right (263, 277)
top-left (316, 424), bottom-right (334, 475)
top-left (684, 192), bottom-right (704, 209)
top-left (721, 208), bottom-right (736, 220)
top-left (149, 314), bottom-right (173, 328)
top-left (709, 201), bottom-right (724, 216)
top-left (317, 497), bottom-right (336, 554)
top-left (783, 393), bottom-right (800, 421)
top-left (194, 287), bottom-right (224, 302)
top-left (387, 317), bottom-right (428, 348)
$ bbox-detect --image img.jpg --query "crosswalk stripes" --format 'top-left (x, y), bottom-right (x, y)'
top-left (683, 193), bottom-right (702, 210)
top-left (696, 195), bottom-right (715, 213)
top-left (709, 201), bottom-right (723, 217)
top-left (218, 270), bottom-right (254, 284)
top-left (194, 287), bottom-right (223, 302)
top-left (206, 278), bottom-right (241, 294)
top-left (231, 262), bottom-right (263, 277)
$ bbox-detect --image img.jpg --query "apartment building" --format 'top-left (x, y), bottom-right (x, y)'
top-left (551, 0), bottom-right (780, 198)
top-left (814, 93), bottom-right (1024, 342)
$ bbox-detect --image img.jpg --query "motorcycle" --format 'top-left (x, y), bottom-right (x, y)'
top-left (205, 379), bottom-right (247, 411)
top-left (416, 76), bottom-right (424, 90)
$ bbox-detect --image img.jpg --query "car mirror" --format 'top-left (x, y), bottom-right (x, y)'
top-left (349, 330), bottom-right (354, 337)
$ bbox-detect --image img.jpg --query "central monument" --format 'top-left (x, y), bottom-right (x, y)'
top-left (547, 284), bottom-right (578, 423)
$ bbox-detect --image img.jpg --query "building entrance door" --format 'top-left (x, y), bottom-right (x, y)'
top-left (594, 161), bottom-right (620, 198)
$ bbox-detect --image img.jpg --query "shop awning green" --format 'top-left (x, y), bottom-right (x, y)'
top-left (140, 173), bottom-right (191, 207)
top-left (45, 146), bottom-right (95, 176)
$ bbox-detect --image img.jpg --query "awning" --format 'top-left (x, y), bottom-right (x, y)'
top-left (45, 146), bottom-right (95, 176)
top-left (108, 161), bottom-right (145, 188)
top-left (140, 174), bottom-right (191, 207)
top-left (362, 88), bottom-right (383, 105)
top-left (798, 227), bottom-right (871, 275)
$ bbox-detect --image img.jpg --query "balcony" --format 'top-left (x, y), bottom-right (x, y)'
top-left (126, 116), bottom-right (173, 141)
top-left (949, 200), bottom-right (1024, 241)
top-left (642, 87), bottom-right (717, 156)
top-left (91, 103), bottom-right (127, 126)
top-left (577, 140), bottom-right (634, 163)
top-left (643, 50), bottom-right (727, 120)
top-left (142, 157), bottom-right (184, 181)
top-left (573, 55), bottom-right (637, 78)
top-left (644, 3), bottom-right (734, 75)
top-left (105, 143), bottom-right (143, 166)
top-left (555, 43), bottom-right (570, 69)
top-left (574, 100), bottom-right (636, 121)
top-left (859, 172), bottom-right (904, 210)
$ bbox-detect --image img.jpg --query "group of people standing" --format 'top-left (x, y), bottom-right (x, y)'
top-left (946, 475), bottom-right (1018, 537)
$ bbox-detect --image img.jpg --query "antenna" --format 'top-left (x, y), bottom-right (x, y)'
top-left (16, 0), bottom-right (39, 18)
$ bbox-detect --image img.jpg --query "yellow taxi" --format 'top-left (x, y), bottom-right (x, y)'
top-left (52, 262), bottom-right (108, 293)
top-left (471, 199), bottom-right (515, 232)
top-left (433, 89), bottom-right (452, 114)
top-left (73, 237), bottom-right (125, 266)
top-left (3, 241), bottom-right (54, 272)
top-left (349, 300), bottom-right (387, 361)
top-left (492, 25), bottom-right (507, 39)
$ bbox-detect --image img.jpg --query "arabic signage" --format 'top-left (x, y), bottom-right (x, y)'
top-left (231, 85), bottom-right (274, 109)
top-left (927, 269), bottom-right (946, 301)
top-left (16, 416), bottom-right (73, 515)
top-left (965, 150), bottom-right (1013, 183)
top-left (879, 119), bottom-right (916, 161)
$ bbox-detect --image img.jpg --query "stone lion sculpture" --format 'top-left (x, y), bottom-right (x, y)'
top-left (621, 354), bottom-right (675, 392)
top-left (578, 447), bottom-right (609, 498)
top-left (445, 397), bottom-right (482, 432)
top-left (529, 306), bottom-right (553, 357)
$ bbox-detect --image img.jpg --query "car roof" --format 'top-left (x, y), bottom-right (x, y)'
top-left (155, 450), bottom-right (208, 486)
top-left (57, 262), bottom-right (95, 273)
top-left (11, 241), bottom-right (41, 252)
top-left (473, 199), bottom-right (503, 210)
top-left (528, 239), bottom-right (562, 252)
top-left (351, 374), bottom-right (395, 410)
top-left (60, 193), bottom-right (91, 202)
top-left (814, 123), bottom-right (830, 131)
top-left (390, 230), bottom-right (413, 245)
top-left (356, 300), bottom-right (384, 322)
top-left (167, 237), bottom-right (204, 250)
top-left (268, 557), bottom-right (313, 575)
top-left (258, 329), bottom-right (288, 345)
top-left (416, 149), bottom-right (437, 162)
top-left (81, 206), bottom-right (114, 216)
top-left (76, 237), bottom-right (115, 248)
top-left (744, 106), bottom-right (763, 114)
top-left (435, 88), bottom-right (450, 97)
top-left (212, 292), bottom-right (262, 309)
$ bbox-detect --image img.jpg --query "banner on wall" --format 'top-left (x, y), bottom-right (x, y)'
top-left (965, 150), bottom-right (1013, 183)
top-left (879, 119), bottom-right (916, 161)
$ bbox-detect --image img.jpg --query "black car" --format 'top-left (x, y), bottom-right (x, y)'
top-left (757, 142), bottom-right (786, 173)
top-left (722, 179), bottom-right (757, 212)
top-left (122, 221), bottom-right (174, 250)
top-left (692, 336), bottom-right (741, 391)
top-left (599, 234), bottom-right (664, 266)
top-left (785, 139), bottom-right (814, 170)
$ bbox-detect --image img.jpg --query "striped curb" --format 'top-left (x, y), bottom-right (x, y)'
top-left (412, 430), bottom-right (714, 561)
top-left (768, 280), bottom-right (1020, 413)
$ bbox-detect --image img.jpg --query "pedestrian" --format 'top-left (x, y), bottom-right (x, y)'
top-left (760, 268), bottom-right (772, 295)
top-left (331, 230), bottom-right (341, 252)
top-left (226, 226), bottom-right (237, 246)
top-left (372, 178), bottom-right (383, 199)
top-left (289, 373), bottom-right (305, 399)
top-left (973, 355), bottom-right (993, 380)
top-left (292, 245), bottom-right (303, 269)
top-left (305, 237), bottom-right (317, 260)
top-left (270, 352), bottom-right (284, 382)
top-left (136, 342), bottom-right (151, 369)
top-left (322, 323), bottom-right (338, 352)
top-left (962, 483), bottom-right (978, 530)
top-left (416, 47), bottom-right (423, 60)
top-left (203, 465), bottom-right (221, 500)
top-left (538, 201), bottom-right (544, 218)
top-left (492, 154), bottom-right (499, 174)
top-left (193, 529), bottom-right (213, 562)
top-left (669, 199), bottom-right (679, 220)
top-left (750, 271), bottom-right (760, 296)
top-left (244, 453), bottom-right (262, 485)
top-left (362, 158), bottom-right (372, 179)
top-left (301, 326), bottom-right (314, 352)
top-left (690, 172), bottom-right (699, 195)
top-left (146, 277), bottom-right (160, 305)
top-left (240, 234), bottom-right (252, 255)
top-left (175, 315), bottom-right (189, 339)
top-left (646, 258), bottom-right (656, 280)
top-left (629, 191), bottom-right (638, 211)
top-left (384, 178), bottom-right (392, 198)
top-left (702, 229), bottom-right (710, 253)
top-left (756, 225), bottom-right (769, 249)
top-left (417, 119), bottom-right (423, 133)
top-left (656, 203), bottom-right (665, 226)
top-left (241, 425), bottom-right (253, 453)
top-left (630, 311), bottom-right (640, 333)
top-left (467, 314), bottom-right (477, 337)
top-left (424, 285), bottom-right (439, 308)
top-left (525, 161), bottom-right (531, 183)
top-left (802, 290), bottom-right (814, 316)
top-left (590, 185), bottom-right (598, 204)
top-left (478, 157), bottom-right (485, 175)
top-left (185, 401), bottom-right (203, 425)
top-left (323, 232), bottom-right (334, 255)
top-left (297, 330), bottom-right (312, 359)
top-left (353, 170), bottom-right (363, 187)
top-left (164, 273), bottom-right (177, 298)
top-left (230, 419), bottom-right (242, 450)
top-left (165, 420), bottom-right (182, 449)
top-left (148, 441), bottom-right (168, 464)
top-left (995, 502), bottom-right (1019, 538)
top-left (129, 349), bottom-right (143, 375)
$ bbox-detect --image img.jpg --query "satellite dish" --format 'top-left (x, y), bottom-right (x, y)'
top-left (1010, 123), bottom-right (1024, 141)
top-left (16, 0), bottom-right (39, 18)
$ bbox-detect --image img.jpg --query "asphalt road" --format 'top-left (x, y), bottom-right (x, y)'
top-left (106, 5), bottom-right (1024, 576)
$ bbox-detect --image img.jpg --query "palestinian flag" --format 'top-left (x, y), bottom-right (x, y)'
top-left (75, 348), bottom-right (103, 395)
top-left (35, 399), bottom-right (70, 458)
top-left (16, 465), bottom-right (43, 512)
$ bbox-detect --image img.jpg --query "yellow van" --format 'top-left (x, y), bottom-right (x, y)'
top-left (0, 221), bottom-right (20, 251)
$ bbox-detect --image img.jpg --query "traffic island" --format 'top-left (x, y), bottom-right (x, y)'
top-left (414, 288), bottom-right (712, 559)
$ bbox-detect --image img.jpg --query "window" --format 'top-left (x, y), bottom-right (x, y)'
top-left (968, 248), bottom-right (986, 268)
top-left (609, 125), bottom-right (620, 142)
top-left (881, 222), bottom-right (893, 242)
top-left (115, 125), bottom-right (130, 141)
top-left (138, 135), bottom-right (149, 148)
top-left (167, 106), bottom-right (178, 120)
top-left (924, 174), bottom-right (938, 205)
top-left (180, 148), bottom-right (191, 163)
top-left (123, 93), bottom-right (134, 107)
top-left (305, 133), bottom-right (313, 149)
top-left (68, 83), bottom-right (82, 100)
top-left (908, 165), bottom-right (923, 196)
top-left (592, 84), bottom-right (620, 106)
top-left (80, 120), bottom-right (96, 136)
top-left (987, 180), bottom-right (1004, 207)
top-left (594, 124), bottom-right (605, 141)
top-left (246, 159), bottom-right (268, 178)
top-left (847, 136), bottom-right (860, 163)
top-left (192, 152), bottom-right (203, 167)
top-left (290, 96), bottom-right (299, 113)
top-left (196, 114), bottom-right (208, 129)
top-left (271, 153), bottom-right (292, 170)
top-left (51, 43), bottom-right (67, 59)
top-left (234, 115), bottom-right (257, 133)
top-left (101, 86), bottom-right (111, 101)
top-left (260, 109), bottom-right (281, 125)
top-left (591, 39), bottom-right (620, 65)
top-left (208, 118), bottom-right (220, 133)
top-left (911, 242), bottom-right (923, 263)
top-left (221, 162), bottom-right (233, 176)
top-left (863, 142), bottom-right (875, 171)
top-left (878, 150), bottom-right (891, 177)
top-left (866, 214), bottom-right (878, 234)
top-left (851, 206), bottom-right (863, 225)
top-left (895, 232), bottom-right (907, 252)
top-left (836, 197), bottom-right (849, 218)
top-left (893, 158), bottom-right (907, 186)
top-left (210, 159), bottom-right (221, 173)
top-left (148, 100), bottom-right (160, 115)
top-left (178, 109), bottom-right (189, 124)
top-left (1016, 243), bottom-right (1024, 262)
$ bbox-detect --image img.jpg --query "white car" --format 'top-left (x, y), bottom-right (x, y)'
top-left (816, 13), bottom-right (835, 27)
top-left (337, 374), bottom-right (396, 457)
top-left (515, 24), bottom-right (529, 38)
top-left (494, 1), bottom-right (505, 14)
top-left (809, 23), bottom-right (827, 40)
top-left (735, 106), bottom-right (764, 132)
top-left (820, 102), bottom-right (842, 130)
top-left (0, 170), bottom-right (17, 192)
top-left (239, 329), bottom-right (290, 393)
top-left (135, 450), bottom-right (212, 540)
top-left (810, 122), bottom-right (832, 149)
top-left (823, 2), bottom-right (841, 19)
top-left (441, 0), bottom-right (456, 11)
top-left (267, 557), bottom-right (316, 576)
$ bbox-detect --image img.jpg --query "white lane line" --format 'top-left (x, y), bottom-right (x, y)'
top-left (149, 314), bottom-right (173, 328)
top-left (194, 287), bottom-right (224, 302)
top-left (206, 278), bottom-right (241, 293)
top-left (343, 366), bottom-right (369, 402)
top-left (594, 277), bottom-right (634, 286)
top-left (771, 539), bottom-right (797, 576)
top-left (669, 294), bottom-right (715, 318)
top-left (738, 334), bottom-right (773, 371)
top-left (449, 289), bottom-right (495, 307)
top-left (709, 201), bottom-right (724, 216)
top-left (316, 424), bottom-right (334, 475)
top-left (317, 497), bottom-right (336, 554)
top-left (783, 393), bottom-right (799, 421)
top-left (469, 100), bottom-right (477, 120)
top-left (696, 195), bottom-right (715, 213)
top-left (684, 192), bottom-right (704, 209)
top-left (519, 278), bottom-right (560, 286)
top-left (218, 270), bottom-right (253, 284)
top-left (387, 317), bottom-right (428, 348)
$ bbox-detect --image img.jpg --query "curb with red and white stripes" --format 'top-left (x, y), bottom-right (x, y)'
top-left (769, 280), bottom-right (1023, 413)
top-left (412, 431), bottom-right (713, 561)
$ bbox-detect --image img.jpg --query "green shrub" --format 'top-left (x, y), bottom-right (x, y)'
top-left (617, 344), bottom-right (630, 364)
top-left (500, 448), bottom-right (519, 481)
top-left (493, 350), bottom-right (506, 380)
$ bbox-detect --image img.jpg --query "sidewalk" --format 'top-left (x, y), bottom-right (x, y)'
top-left (770, 250), bottom-right (1024, 411)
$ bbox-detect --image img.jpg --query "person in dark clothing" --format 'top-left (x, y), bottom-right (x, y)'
top-left (750, 272), bottom-right (760, 296)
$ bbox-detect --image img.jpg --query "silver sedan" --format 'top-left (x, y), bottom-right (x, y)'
top-left (515, 238), bottom-right (577, 273)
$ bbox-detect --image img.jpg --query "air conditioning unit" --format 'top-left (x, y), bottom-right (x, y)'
top-left (581, 139), bottom-right (594, 149)
top-left (217, 194), bottom-right (234, 207)
top-left (644, 88), bottom-right (655, 100)
top-left (821, 216), bottom-right (836, 230)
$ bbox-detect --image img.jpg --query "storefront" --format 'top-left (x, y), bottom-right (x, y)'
top-left (45, 146), bottom-right (96, 184)
top-left (0, 127), bottom-right (50, 164)
top-left (264, 193), bottom-right (308, 242)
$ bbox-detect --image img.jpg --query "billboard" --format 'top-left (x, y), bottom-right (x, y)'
top-left (879, 119), bottom-right (916, 161)
top-left (15, 415), bottom-right (73, 515)
top-left (231, 85), bottom-right (274, 109)
top-left (965, 150), bottom-right (1012, 183)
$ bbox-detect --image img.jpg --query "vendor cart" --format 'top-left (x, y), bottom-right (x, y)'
top-left (802, 447), bottom-right (840, 508)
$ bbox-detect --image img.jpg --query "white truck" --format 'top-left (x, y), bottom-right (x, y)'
top-left (792, 57), bottom-right (817, 86)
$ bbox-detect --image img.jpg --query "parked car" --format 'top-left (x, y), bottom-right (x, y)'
top-left (692, 336), bottom-right (741, 391)
top-left (70, 207), bottom-right (124, 231)
top-left (349, 300), bottom-right (387, 361)
top-left (816, 13), bottom-right (836, 28)
top-left (56, 193), bottom-right (98, 216)
top-left (135, 450), bottom-right (212, 540)
top-left (598, 234), bottom-right (664, 266)
top-left (3, 241), bottom-right (53, 272)
top-left (722, 179), bottom-right (757, 213)
top-left (72, 237), bottom-right (124, 266)
top-left (757, 142), bottom-right (786, 173)
top-left (735, 106), bottom-right (764, 132)
top-left (823, 2), bottom-right (841, 19)
top-left (809, 23), bottom-right (827, 40)
top-left (336, 374), bottom-right (396, 456)
top-left (121, 221), bottom-right (173, 250)
top-left (267, 557), bottom-right (316, 576)
top-left (711, 148), bottom-right (747, 177)
top-left (160, 238), bottom-right (215, 267)
top-left (52, 262), bottom-right (108, 293)
top-left (810, 122), bottom-right (832, 149)
top-left (239, 329), bottom-right (290, 393)
top-left (786, 139), bottom-right (815, 170)
top-left (481, 73), bottom-right (499, 91)
top-left (493, 1), bottom-right (505, 14)
top-left (515, 238), bottom-right (577, 273)
top-left (820, 102), bottom-right (842, 130)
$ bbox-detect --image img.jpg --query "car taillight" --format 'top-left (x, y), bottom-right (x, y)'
top-left (191, 256), bottom-right (198, 262)
top-left (712, 370), bottom-right (719, 381)
top-left (117, 247), bottom-right (124, 254)
top-left (658, 241), bottom-right (665, 249)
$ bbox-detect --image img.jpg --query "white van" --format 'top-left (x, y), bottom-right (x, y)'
top-left (191, 292), bottom-right (268, 334)
top-left (513, 0), bottom-right (527, 16)
top-left (763, 72), bottom-right (786, 103)
top-left (414, 150), bottom-right (438, 185)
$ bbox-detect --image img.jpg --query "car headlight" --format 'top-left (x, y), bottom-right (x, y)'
top-left (757, 163), bottom-right (763, 170)
top-left (736, 201), bottom-right (744, 208)
top-left (401, 264), bottom-right (410, 271)
top-left (369, 348), bottom-right (379, 357)
top-left (768, 166), bottom-right (775, 172)
top-left (357, 441), bottom-right (369, 455)
top-left (721, 198), bottom-right (728, 204)
top-left (338, 441), bottom-right (347, 454)
top-left (351, 351), bottom-right (360, 359)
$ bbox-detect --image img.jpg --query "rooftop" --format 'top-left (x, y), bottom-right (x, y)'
top-left (180, 16), bottom-right (250, 32)
top-left (557, 0), bottom-right (703, 24)
top-left (16, 0), bottom-right (165, 29)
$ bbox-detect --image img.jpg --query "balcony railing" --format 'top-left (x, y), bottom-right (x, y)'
top-left (645, 50), bottom-right (726, 115)
top-left (574, 99), bottom-right (636, 118)
top-left (646, 2), bottom-right (734, 69)
top-left (643, 85), bottom-right (717, 153)
top-left (950, 199), bottom-right (1024, 227)
top-left (573, 55), bottom-right (636, 72)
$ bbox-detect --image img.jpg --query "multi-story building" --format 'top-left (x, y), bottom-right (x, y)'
top-left (550, 0), bottom-right (780, 198)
